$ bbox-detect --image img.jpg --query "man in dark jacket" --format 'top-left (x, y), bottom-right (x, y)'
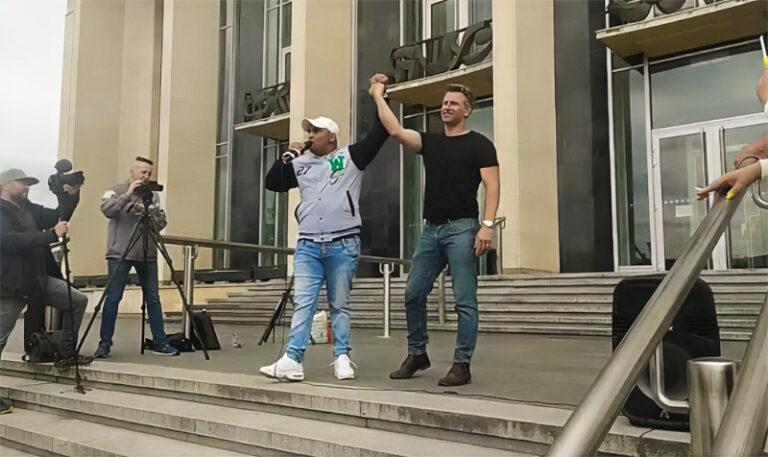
top-left (0, 168), bottom-right (92, 412)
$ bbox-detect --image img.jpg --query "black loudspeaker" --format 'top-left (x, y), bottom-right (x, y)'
top-left (612, 275), bottom-right (721, 431)
top-left (23, 306), bottom-right (47, 354)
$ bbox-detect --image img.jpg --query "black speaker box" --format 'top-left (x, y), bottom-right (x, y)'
top-left (612, 275), bottom-right (720, 431)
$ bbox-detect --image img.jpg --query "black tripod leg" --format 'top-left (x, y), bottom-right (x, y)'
top-left (146, 218), bottom-right (209, 360)
top-left (140, 214), bottom-right (150, 355)
top-left (76, 218), bottom-right (144, 354)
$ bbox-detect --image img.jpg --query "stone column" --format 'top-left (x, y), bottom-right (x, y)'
top-left (492, 0), bottom-right (560, 273)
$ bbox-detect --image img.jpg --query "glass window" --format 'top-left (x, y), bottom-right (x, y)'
top-left (650, 43), bottom-right (763, 129)
top-left (214, 155), bottom-right (229, 267)
top-left (402, 114), bottom-right (424, 267)
top-left (613, 66), bottom-right (652, 266)
top-left (264, 7), bottom-right (279, 86)
top-left (264, 0), bottom-right (291, 87)
top-left (403, 0), bottom-right (422, 45)
top-left (723, 124), bottom-right (768, 268)
top-left (429, 0), bottom-right (457, 37)
top-left (261, 139), bottom-right (288, 266)
top-left (469, 0), bottom-right (491, 24)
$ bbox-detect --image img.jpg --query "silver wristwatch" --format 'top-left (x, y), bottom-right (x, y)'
top-left (481, 220), bottom-right (493, 228)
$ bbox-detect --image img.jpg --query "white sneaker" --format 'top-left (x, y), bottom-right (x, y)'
top-left (331, 354), bottom-right (356, 380)
top-left (259, 353), bottom-right (304, 381)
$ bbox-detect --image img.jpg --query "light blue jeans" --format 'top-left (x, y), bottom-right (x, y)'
top-left (285, 236), bottom-right (359, 363)
top-left (404, 218), bottom-right (479, 363)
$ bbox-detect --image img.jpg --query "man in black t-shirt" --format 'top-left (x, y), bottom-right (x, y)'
top-left (370, 74), bottom-right (500, 386)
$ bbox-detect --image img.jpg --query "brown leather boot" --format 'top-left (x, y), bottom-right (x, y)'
top-left (389, 353), bottom-right (431, 379)
top-left (438, 362), bottom-right (471, 386)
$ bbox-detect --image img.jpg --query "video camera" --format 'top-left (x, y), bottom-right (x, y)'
top-left (48, 159), bottom-right (85, 195)
top-left (133, 180), bottom-right (164, 202)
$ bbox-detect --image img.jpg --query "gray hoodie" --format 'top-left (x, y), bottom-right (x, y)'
top-left (101, 181), bottom-right (167, 261)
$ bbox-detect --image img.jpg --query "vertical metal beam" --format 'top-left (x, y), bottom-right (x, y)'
top-left (381, 263), bottom-right (392, 338)
top-left (182, 244), bottom-right (197, 338)
top-left (688, 358), bottom-right (738, 457)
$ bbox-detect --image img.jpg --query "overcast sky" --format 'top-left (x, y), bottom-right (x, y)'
top-left (0, 0), bottom-right (66, 206)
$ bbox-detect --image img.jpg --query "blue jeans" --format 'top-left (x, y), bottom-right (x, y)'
top-left (285, 236), bottom-right (360, 363)
top-left (405, 219), bottom-right (479, 363)
top-left (99, 259), bottom-right (168, 347)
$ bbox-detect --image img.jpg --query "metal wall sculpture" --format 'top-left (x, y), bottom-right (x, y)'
top-left (607, 0), bottom-right (720, 26)
top-left (243, 81), bottom-right (290, 122)
top-left (391, 20), bottom-right (492, 84)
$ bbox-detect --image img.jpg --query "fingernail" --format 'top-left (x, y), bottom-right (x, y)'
top-left (725, 191), bottom-right (734, 200)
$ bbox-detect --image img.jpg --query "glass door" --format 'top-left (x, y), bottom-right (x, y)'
top-left (651, 114), bottom-right (768, 271)
top-left (721, 122), bottom-right (768, 269)
top-left (652, 130), bottom-right (710, 270)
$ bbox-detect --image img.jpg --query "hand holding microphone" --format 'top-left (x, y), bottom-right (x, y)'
top-left (282, 141), bottom-right (313, 164)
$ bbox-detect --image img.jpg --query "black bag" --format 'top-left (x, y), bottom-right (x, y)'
top-left (22, 331), bottom-right (64, 363)
top-left (191, 311), bottom-right (221, 350)
top-left (167, 332), bottom-right (195, 352)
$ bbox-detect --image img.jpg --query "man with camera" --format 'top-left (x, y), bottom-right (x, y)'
top-left (258, 99), bottom-right (389, 381)
top-left (0, 167), bottom-right (92, 412)
top-left (93, 156), bottom-right (178, 358)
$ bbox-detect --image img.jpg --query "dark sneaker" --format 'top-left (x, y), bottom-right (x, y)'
top-left (0, 398), bottom-right (13, 414)
top-left (389, 353), bottom-right (431, 379)
top-left (438, 362), bottom-right (471, 387)
top-left (94, 341), bottom-right (111, 359)
top-left (55, 354), bottom-right (94, 369)
top-left (152, 342), bottom-right (180, 356)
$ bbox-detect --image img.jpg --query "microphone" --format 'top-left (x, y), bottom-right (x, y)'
top-left (281, 141), bottom-right (313, 164)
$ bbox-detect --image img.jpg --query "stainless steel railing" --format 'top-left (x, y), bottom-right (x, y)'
top-left (548, 178), bottom-right (768, 456)
top-left (161, 235), bottom-right (411, 338)
top-left (547, 192), bottom-right (746, 456)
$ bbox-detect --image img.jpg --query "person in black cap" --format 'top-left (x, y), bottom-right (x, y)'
top-left (0, 168), bottom-right (92, 413)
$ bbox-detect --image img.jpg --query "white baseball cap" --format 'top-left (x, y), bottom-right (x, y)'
top-left (301, 116), bottom-right (339, 135)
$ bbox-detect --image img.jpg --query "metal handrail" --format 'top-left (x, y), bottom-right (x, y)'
top-left (162, 235), bottom-right (412, 266)
top-left (161, 234), bottom-right (411, 338)
top-left (709, 290), bottom-right (768, 456)
top-left (547, 192), bottom-right (746, 456)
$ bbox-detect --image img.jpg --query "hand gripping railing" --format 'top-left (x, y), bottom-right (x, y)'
top-left (161, 235), bottom-right (410, 338)
top-left (547, 192), bottom-right (746, 457)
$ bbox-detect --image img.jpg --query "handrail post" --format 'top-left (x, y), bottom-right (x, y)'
top-left (380, 262), bottom-right (392, 338)
top-left (438, 270), bottom-right (446, 324)
top-left (688, 358), bottom-right (738, 457)
top-left (182, 244), bottom-right (198, 338)
top-left (494, 217), bottom-right (505, 275)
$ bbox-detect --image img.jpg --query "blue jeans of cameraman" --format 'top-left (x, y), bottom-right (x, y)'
top-left (99, 259), bottom-right (169, 347)
top-left (285, 236), bottom-right (359, 363)
top-left (404, 218), bottom-right (479, 363)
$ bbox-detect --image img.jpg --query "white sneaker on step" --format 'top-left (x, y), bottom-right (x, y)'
top-left (331, 354), bottom-right (356, 380)
top-left (260, 353), bottom-right (305, 381)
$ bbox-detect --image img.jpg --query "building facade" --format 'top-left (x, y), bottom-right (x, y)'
top-left (58, 0), bottom-right (766, 279)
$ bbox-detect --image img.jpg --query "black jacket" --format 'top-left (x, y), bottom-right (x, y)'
top-left (0, 192), bottom-right (79, 302)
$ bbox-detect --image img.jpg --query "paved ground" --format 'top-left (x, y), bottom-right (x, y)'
top-left (2, 316), bottom-right (747, 408)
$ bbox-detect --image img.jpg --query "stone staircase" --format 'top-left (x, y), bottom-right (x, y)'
top-left (167, 270), bottom-right (768, 341)
top-left (0, 356), bottom-right (695, 457)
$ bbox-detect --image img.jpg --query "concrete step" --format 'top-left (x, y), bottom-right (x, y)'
top-left (0, 358), bottom-right (690, 457)
top-left (0, 442), bottom-right (37, 457)
top-left (0, 407), bottom-right (250, 457)
top-left (0, 375), bottom-right (525, 457)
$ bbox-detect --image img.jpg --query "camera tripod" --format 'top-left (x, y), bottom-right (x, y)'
top-left (258, 276), bottom-right (294, 345)
top-left (77, 192), bottom-right (209, 360)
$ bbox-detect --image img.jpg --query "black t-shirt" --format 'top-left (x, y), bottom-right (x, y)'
top-left (418, 131), bottom-right (498, 223)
